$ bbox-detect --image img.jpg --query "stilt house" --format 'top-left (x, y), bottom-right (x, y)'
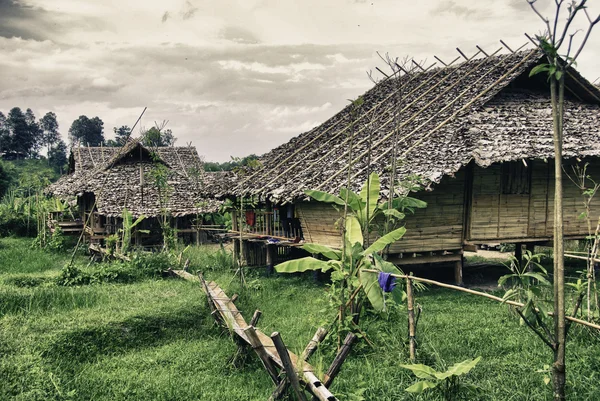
top-left (225, 46), bottom-right (600, 282)
top-left (46, 140), bottom-right (228, 248)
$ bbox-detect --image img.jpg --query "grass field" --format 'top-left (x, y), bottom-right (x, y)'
top-left (1, 237), bottom-right (599, 400)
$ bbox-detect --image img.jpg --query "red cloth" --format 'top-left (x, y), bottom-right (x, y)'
top-left (245, 210), bottom-right (256, 226)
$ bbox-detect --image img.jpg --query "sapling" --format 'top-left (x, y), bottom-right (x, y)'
top-left (526, 1), bottom-right (600, 398)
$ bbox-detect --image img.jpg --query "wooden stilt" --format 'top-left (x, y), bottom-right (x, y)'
top-left (526, 243), bottom-right (536, 271)
top-left (266, 244), bottom-right (275, 275)
top-left (271, 332), bottom-right (308, 401)
top-left (454, 256), bottom-right (464, 286)
top-left (515, 242), bottom-right (523, 268)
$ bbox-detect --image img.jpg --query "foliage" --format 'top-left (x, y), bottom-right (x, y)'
top-left (1, 237), bottom-right (600, 400)
top-left (401, 357), bottom-right (481, 400)
top-left (48, 139), bottom-right (68, 174)
top-left (204, 154), bottom-right (260, 172)
top-left (119, 208), bottom-right (148, 255)
top-left (0, 107), bottom-right (42, 159)
top-left (276, 172), bottom-right (426, 341)
top-left (142, 126), bottom-right (176, 147)
top-left (499, 251), bottom-right (551, 320)
top-left (68, 115), bottom-right (104, 146)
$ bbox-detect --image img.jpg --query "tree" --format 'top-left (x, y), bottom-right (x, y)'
top-left (24, 108), bottom-right (43, 157)
top-left (525, 1), bottom-right (599, 399)
top-left (141, 127), bottom-right (176, 147)
top-left (40, 112), bottom-right (60, 157)
top-left (48, 139), bottom-right (68, 174)
top-left (0, 112), bottom-right (9, 156)
top-left (68, 115), bottom-right (104, 146)
top-left (6, 107), bottom-right (31, 159)
top-left (114, 125), bottom-right (132, 145)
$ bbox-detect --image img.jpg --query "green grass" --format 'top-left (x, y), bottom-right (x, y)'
top-left (1, 237), bottom-right (599, 400)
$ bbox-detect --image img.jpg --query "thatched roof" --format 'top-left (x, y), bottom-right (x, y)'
top-left (47, 141), bottom-right (229, 217)
top-left (230, 48), bottom-right (600, 203)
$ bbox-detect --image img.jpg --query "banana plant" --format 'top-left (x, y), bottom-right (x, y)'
top-left (401, 357), bottom-right (481, 400)
top-left (120, 208), bottom-right (150, 254)
top-left (275, 172), bottom-right (426, 311)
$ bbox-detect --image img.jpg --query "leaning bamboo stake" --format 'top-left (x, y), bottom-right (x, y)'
top-left (244, 326), bottom-right (280, 385)
top-left (360, 269), bottom-right (600, 331)
top-left (322, 332), bottom-right (357, 387)
top-left (271, 332), bottom-right (308, 401)
top-left (269, 327), bottom-right (328, 401)
top-left (406, 277), bottom-right (417, 362)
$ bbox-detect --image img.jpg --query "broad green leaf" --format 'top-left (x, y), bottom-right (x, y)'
top-left (555, 70), bottom-right (563, 81)
top-left (522, 272), bottom-right (551, 286)
top-left (302, 243), bottom-right (341, 260)
top-left (405, 380), bottom-right (438, 393)
top-left (339, 188), bottom-right (364, 216)
top-left (382, 208), bottom-right (405, 220)
top-left (391, 196), bottom-right (427, 212)
top-left (345, 215), bottom-right (363, 247)
top-left (359, 172), bottom-right (380, 224)
top-left (359, 268), bottom-right (384, 311)
top-left (446, 356), bottom-right (482, 377)
top-left (131, 214), bottom-right (146, 229)
top-left (529, 63), bottom-right (551, 77)
top-left (275, 257), bottom-right (331, 273)
top-left (363, 227), bottom-right (406, 255)
top-left (400, 364), bottom-right (438, 380)
top-left (304, 190), bottom-right (345, 206)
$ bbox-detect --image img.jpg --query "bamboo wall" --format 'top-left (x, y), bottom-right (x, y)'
top-left (296, 171), bottom-right (466, 253)
top-left (469, 158), bottom-right (600, 242)
top-left (296, 157), bottom-right (600, 255)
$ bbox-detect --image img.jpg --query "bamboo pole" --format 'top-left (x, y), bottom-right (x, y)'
top-left (271, 332), bottom-right (308, 401)
top-left (322, 332), bottom-right (357, 387)
top-left (406, 277), bottom-right (417, 362)
top-left (360, 269), bottom-right (600, 331)
top-left (244, 326), bottom-right (280, 384)
top-left (269, 327), bottom-right (328, 401)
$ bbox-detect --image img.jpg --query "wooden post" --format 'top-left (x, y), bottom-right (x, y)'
top-left (406, 277), bottom-right (417, 362)
top-left (322, 332), bottom-right (357, 387)
top-left (244, 326), bottom-right (280, 384)
top-left (266, 200), bottom-right (273, 236)
top-left (515, 242), bottom-right (523, 268)
top-left (270, 327), bottom-right (328, 401)
top-left (266, 244), bottom-right (275, 275)
top-left (271, 332), bottom-right (308, 401)
top-left (454, 256), bottom-right (464, 286)
top-left (250, 310), bottom-right (262, 326)
top-left (526, 243), bottom-right (536, 271)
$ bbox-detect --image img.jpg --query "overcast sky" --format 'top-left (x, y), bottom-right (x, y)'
top-left (0, 0), bottom-right (598, 162)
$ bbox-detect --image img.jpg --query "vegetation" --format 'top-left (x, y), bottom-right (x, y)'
top-left (204, 154), bottom-right (260, 172)
top-left (0, 237), bottom-right (599, 400)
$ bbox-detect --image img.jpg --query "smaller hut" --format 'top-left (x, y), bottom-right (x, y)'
top-left (46, 140), bottom-right (228, 249)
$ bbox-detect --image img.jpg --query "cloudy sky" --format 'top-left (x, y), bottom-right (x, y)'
top-left (0, 0), bottom-right (598, 162)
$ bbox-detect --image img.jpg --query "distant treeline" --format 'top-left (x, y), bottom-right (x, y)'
top-left (204, 154), bottom-right (259, 172)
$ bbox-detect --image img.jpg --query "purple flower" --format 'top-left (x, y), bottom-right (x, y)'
top-left (378, 272), bottom-right (396, 293)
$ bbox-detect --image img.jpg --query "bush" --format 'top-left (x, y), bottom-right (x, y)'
top-left (56, 252), bottom-right (177, 286)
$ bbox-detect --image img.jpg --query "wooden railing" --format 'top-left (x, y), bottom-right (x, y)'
top-left (237, 210), bottom-right (302, 239)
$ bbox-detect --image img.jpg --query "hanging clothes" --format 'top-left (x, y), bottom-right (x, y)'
top-left (245, 210), bottom-right (256, 226)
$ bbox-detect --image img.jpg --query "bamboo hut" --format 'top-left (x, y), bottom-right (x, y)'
top-left (225, 47), bottom-right (600, 283)
top-left (46, 140), bottom-right (230, 248)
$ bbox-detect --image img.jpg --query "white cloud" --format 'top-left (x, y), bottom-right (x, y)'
top-left (0, 0), bottom-right (598, 162)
